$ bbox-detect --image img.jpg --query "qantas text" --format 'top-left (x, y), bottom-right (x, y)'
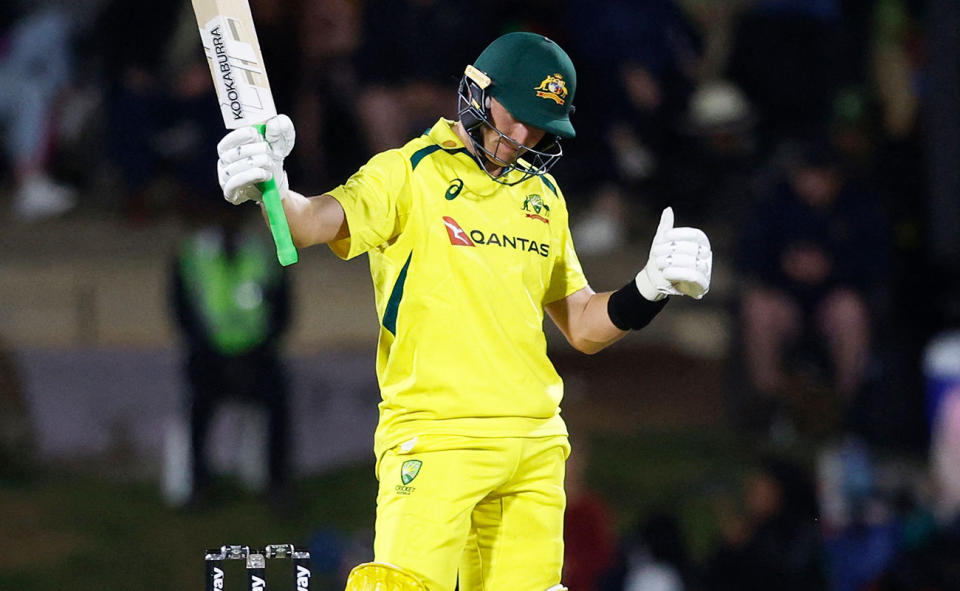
top-left (469, 230), bottom-right (549, 257)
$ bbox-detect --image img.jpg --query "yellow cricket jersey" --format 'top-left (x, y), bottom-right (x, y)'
top-left (327, 118), bottom-right (588, 459)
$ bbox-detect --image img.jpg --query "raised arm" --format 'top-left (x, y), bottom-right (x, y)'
top-left (545, 286), bottom-right (628, 354)
top-left (547, 207), bottom-right (712, 354)
top-left (216, 114), bottom-right (349, 248)
top-left (280, 191), bottom-right (348, 248)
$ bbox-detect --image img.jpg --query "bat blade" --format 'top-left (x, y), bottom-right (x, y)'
top-left (191, 0), bottom-right (297, 266)
top-left (191, 0), bottom-right (277, 129)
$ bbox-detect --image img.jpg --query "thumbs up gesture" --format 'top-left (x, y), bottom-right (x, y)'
top-left (635, 207), bottom-right (712, 301)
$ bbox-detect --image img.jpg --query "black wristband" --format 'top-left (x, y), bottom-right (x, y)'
top-left (607, 280), bottom-right (669, 330)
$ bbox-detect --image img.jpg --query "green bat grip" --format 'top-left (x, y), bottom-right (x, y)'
top-left (254, 123), bottom-right (298, 266)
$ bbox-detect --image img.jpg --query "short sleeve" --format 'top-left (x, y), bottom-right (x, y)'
top-left (327, 150), bottom-right (411, 260)
top-left (544, 198), bottom-right (588, 304)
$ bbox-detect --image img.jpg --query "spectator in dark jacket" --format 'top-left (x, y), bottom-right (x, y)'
top-left (171, 205), bottom-right (292, 504)
top-left (738, 143), bottom-right (887, 415)
top-left (706, 457), bottom-right (826, 591)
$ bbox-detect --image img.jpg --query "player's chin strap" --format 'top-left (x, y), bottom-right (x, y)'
top-left (545, 585), bottom-right (569, 591)
top-left (344, 562), bottom-right (427, 591)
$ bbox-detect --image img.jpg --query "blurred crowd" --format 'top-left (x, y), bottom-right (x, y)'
top-left (0, 0), bottom-right (931, 227)
top-left (3, 0), bottom-right (959, 589)
top-left (562, 444), bottom-right (960, 591)
top-left (297, 434), bottom-right (960, 591)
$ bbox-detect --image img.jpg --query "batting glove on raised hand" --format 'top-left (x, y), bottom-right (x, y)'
top-left (216, 114), bottom-right (296, 205)
top-left (635, 207), bottom-right (712, 300)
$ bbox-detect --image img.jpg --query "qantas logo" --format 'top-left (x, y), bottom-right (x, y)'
top-left (441, 217), bottom-right (549, 257)
top-left (443, 216), bottom-right (475, 246)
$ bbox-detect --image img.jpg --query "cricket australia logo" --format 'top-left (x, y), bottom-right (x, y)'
top-left (534, 73), bottom-right (568, 105)
top-left (522, 194), bottom-right (550, 223)
top-left (396, 459), bottom-right (422, 496)
top-left (401, 459), bottom-right (422, 484)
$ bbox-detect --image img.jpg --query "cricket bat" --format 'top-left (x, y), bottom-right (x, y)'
top-left (191, 0), bottom-right (298, 266)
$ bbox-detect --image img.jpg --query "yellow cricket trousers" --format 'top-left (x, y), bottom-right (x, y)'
top-left (373, 434), bottom-right (571, 591)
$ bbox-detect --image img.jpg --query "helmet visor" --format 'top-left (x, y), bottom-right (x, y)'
top-left (457, 76), bottom-right (563, 185)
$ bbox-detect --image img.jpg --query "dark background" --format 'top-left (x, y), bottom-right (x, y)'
top-left (2, 0), bottom-right (960, 589)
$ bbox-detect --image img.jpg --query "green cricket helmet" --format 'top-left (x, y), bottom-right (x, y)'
top-left (458, 32), bottom-right (577, 184)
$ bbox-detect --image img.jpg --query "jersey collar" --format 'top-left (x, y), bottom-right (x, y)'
top-left (426, 118), bottom-right (470, 151)
top-left (425, 118), bottom-right (527, 184)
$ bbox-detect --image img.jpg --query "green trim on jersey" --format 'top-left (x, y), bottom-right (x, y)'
top-left (541, 175), bottom-right (558, 197)
top-left (410, 145), bottom-right (442, 170)
top-left (382, 253), bottom-right (412, 335)
top-left (410, 143), bottom-right (472, 171)
top-left (323, 118), bottom-right (587, 460)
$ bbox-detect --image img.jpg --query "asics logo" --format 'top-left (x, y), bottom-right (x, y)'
top-left (445, 178), bottom-right (464, 200)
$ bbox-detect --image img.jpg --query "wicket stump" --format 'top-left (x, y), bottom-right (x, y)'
top-left (205, 544), bottom-right (311, 590)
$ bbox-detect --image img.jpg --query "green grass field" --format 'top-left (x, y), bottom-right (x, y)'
top-left (0, 462), bottom-right (376, 591)
top-left (0, 427), bottom-right (755, 590)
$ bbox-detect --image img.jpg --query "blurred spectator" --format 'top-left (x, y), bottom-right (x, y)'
top-left (868, 0), bottom-right (927, 269)
top-left (828, 87), bottom-right (878, 180)
top-left (677, 0), bottom-right (752, 81)
top-left (672, 79), bottom-right (759, 225)
top-left (823, 498), bottom-right (902, 591)
top-left (726, 0), bottom-right (844, 148)
top-left (93, 0), bottom-right (179, 218)
top-left (292, 0), bottom-right (366, 192)
top-left (617, 511), bottom-right (693, 591)
top-left (816, 437), bottom-right (899, 591)
top-left (563, 444), bottom-right (617, 591)
top-left (0, 334), bottom-right (33, 478)
top-left (871, 515), bottom-right (960, 590)
top-left (487, 0), bottom-right (569, 39)
top-left (931, 384), bottom-right (960, 525)
top-left (94, 0), bottom-right (222, 221)
top-left (815, 435), bottom-right (949, 591)
top-left (247, 0), bottom-right (301, 113)
top-left (737, 142), bottom-right (888, 435)
top-left (816, 436), bottom-right (877, 535)
top-left (870, 0), bottom-right (924, 142)
top-left (870, 1), bottom-right (931, 447)
top-left (705, 456), bottom-right (826, 591)
top-left (354, 0), bottom-right (494, 154)
top-left (170, 204), bottom-right (292, 505)
top-left (0, 3), bottom-right (77, 221)
top-left (567, 0), bottom-right (702, 253)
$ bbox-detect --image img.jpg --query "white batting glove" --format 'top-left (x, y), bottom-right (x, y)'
top-left (636, 207), bottom-right (712, 300)
top-left (216, 114), bottom-right (296, 205)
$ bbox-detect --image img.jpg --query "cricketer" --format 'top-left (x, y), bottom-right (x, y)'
top-left (216, 32), bottom-right (713, 591)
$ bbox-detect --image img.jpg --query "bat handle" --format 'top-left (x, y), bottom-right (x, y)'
top-left (254, 124), bottom-right (298, 266)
